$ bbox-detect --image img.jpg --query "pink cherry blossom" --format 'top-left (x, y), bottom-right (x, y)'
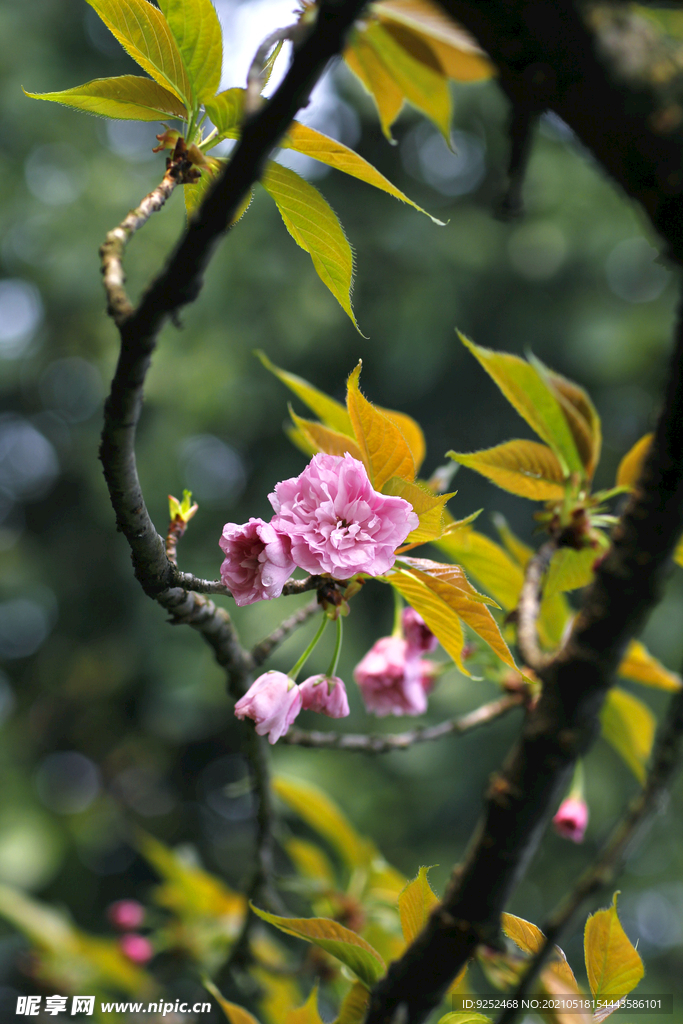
top-left (107, 900), bottom-right (145, 931)
top-left (219, 517), bottom-right (295, 606)
top-left (234, 671), bottom-right (302, 743)
top-left (118, 933), bottom-right (154, 964)
top-left (553, 796), bottom-right (589, 843)
top-left (402, 607), bottom-right (438, 655)
top-left (353, 636), bottom-right (432, 717)
top-left (299, 674), bottom-right (350, 718)
top-left (269, 453), bottom-right (419, 579)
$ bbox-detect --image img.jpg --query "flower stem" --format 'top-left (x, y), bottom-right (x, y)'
top-left (568, 759), bottom-right (585, 800)
top-left (327, 615), bottom-right (343, 677)
top-left (288, 613), bottom-right (328, 681)
top-left (392, 587), bottom-right (404, 639)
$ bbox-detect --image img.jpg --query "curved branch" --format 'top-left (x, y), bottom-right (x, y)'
top-left (284, 694), bottom-right (523, 751)
top-left (516, 541), bottom-right (557, 672)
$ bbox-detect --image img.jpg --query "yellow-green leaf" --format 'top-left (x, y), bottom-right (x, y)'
top-left (287, 987), bottom-right (324, 1024)
top-left (538, 971), bottom-right (593, 1024)
top-left (398, 556), bottom-right (498, 605)
top-left (584, 894), bottom-right (644, 1006)
top-left (501, 913), bottom-right (577, 989)
top-left (262, 162), bottom-right (358, 329)
top-left (545, 547), bottom-right (596, 597)
top-left (205, 88), bottom-right (245, 138)
top-left (362, 20), bottom-right (453, 142)
top-left (373, 0), bottom-right (493, 81)
top-left (204, 979), bottom-right (262, 1024)
top-left (383, 478), bottom-right (454, 543)
top-left (347, 362), bottom-right (415, 487)
top-left (86, 0), bottom-right (193, 108)
top-left (398, 866), bottom-right (439, 944)
top-left (23, 74), bottom-right (188, 121)
top-left (285, 838), bottom-right (337, 887)
top-left (273, 776), bottom-right (374, 869)
top-left (256, 351), bottom-right (353, 435)
top-left (286, 423), bottom-right (320, 458)
top-left (284, 122), bottom-right (443, 224)
top-left (438, 1015), bottom-right (491, 1024)
top-left (389, 569), bottom-right (468, 672)
top-left (528, 355), bottom-right (602, 480)
top-left (334, 982), bottom-right (370, 1024)
top-left (158, 0), bottom-right (222, 101)
top-left (436, 523), bottom-right (524, 612)
top-left (616, 433), bottom-right (653, 489)
top-left (600, 688), bottom-right (655, 783)
top-left (251, 906), bottom-right (386, 988)
top-left (289, 407), bottom-right (364, 461)
top-left (448, 440), bottom-right (566, 501)
top-left (345, 31), bottom-right (405, 141)
top-left (459, 335), bottom-right (584, 478)
top-left (618, 639), bottom-right (682, 692)
top-left (379, 409), bottom-right (426, 472)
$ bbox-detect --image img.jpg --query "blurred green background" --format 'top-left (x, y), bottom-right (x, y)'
top-left (1, 0), bottom-right (683, 1018)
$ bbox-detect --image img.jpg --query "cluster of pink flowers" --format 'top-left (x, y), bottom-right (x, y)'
top-left (107, 900), bottom-right (154, 964)
top-left (220, 453), bottom-right (418, 605)
top-left (234, 669), bottom-right (349, 743)
top-left (353, 608), bottom-right (438, 717)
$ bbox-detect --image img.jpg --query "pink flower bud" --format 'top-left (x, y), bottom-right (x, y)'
top-left (553, 796), bottom-right (589, 843)
top-left (269, 453), bottom-right (418, 579)
top-left (118, 933), bottom-right (154, 964)
top-left (299, 675), bottom-right (350, 718)
top-left (402, 607), bottom-right (437, 655)
top-left (219, 518), bottom-right (296, 606)
top-left (107, 899), bottom-right (145, 931)
top-left (354, 636), bottom-right (430, 717)
top-left (234, 671), bottom-right (302, 743)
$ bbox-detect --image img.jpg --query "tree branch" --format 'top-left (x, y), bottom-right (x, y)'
top-left (252, 598), bottom-right (321, 666)
top-left (284, 694), bottom-right (523, 751)
top-left (497, 682), bottom-right (683, 1024)
top-left (516, 541), bottom-right (557, 672)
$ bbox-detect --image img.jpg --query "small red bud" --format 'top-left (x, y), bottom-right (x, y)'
top-left (107, 899), bottom-right (145, 931)
top-left (118, 933), bottom-right (154, 964)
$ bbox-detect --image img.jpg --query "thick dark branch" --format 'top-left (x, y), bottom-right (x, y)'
top-left (497, 682), bottom-right (683, 1024)
top-left (516, 541), bottom-right (557, 671)
top-left (252, 598), bottom-right (321, 666)
top-left (284, 694), bottom-right (523, 751)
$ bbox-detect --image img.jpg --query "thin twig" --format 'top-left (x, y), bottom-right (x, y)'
top-left (516, 540), bottom-right (557, 672)
top-left (284, 694), bottom-right (523, 751)
top-left (252, 598), bottom-right (321, 666)
top-left (245, 25), bottom-right (297, 114)
top-left (496, 682), bottom-right (683, 1024)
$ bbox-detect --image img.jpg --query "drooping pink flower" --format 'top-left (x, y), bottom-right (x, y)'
top-left (118, 933), bottom-right (154, 964)
top-left (269, 453), bottom-right (418, 579)
top-left (234, 671), bottom-right (302, 743)
top-left (299, 675), bottom-right (350, 718)
top-left (353, 636), bottom-right (431, 717)
top-left (107, 900), bottom-right (145, 931)
top-left (219, 517), bottom-right (295, 606)
top-left (553, 796), bottom-right (589, 843)
top-left (402, 607), bottom-right (438, 655)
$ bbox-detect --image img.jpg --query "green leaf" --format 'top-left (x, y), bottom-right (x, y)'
top-left (289, 407), bottom-right (364, 461)
top-left (438, 1015), bottom-right (492, 1024)
top-left (347, 362), bottom-right (416, 487)
top-left (383, 478), bottom-right (454, 543)
top-left (459, 335), bottom-right (584, 478)
top-left (273, 776), bottom-right (375, 869)
top-left (616, 433), bottom-right (653, 489)
top-left (262, 162), bottom-right (358, 329)
top-left (285, 838), bottom-right (337, 887)
top-left (398, 866), bottom-right (439, 944)
top-left (286, 987), bottom-right (324, 1024)
top-left (204, 980), bottom-right (262, 1024)
top-left (544, 547), bottom-right (597, 597)
top-left (501, 913), bottom-right (577, 989)
top-left (600, 688), bottom-right (655, 783)
top-left (85, 0), bottom-right (194, 108)
top-left (284, 122), bottom-right (443, 224)
top-left (24, 74), bottom-right (188, 121)
top-left (528, 354), bottom-right (602, 480)
top-left (345, 31), bottom-right (405, 141)
top-left (448, 440), bottom-right (565, 501)
top-left (584, 893), bottom-right (644, 1007)
top-left (618, 639), bottom-right (682, 692)
top-left (205, 88), bottom-right (246, 138)
top-left (256, 351), bottom-right (353, 435)
top-left (362, 20), bottom-right (453, 142)
top-left (157, 0), bottom-right (222, 101)
top-left (251, 906), bottom-right (386, 989)
top-left (334, 983), bottom-right (370, 1024)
